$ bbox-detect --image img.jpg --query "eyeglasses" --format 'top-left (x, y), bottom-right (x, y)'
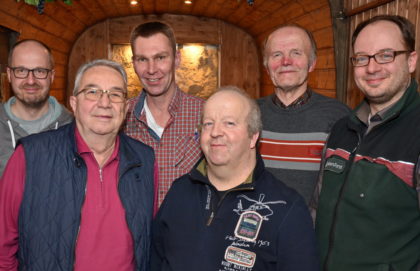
top-left (75, 88), bottom-right (127, 103)
top-left (350, 50), bottom-right (409, 67)
top-left (9, 67), bottom-right (52, 79)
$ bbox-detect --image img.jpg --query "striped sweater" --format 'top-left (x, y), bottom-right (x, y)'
top-left (257, 90), bottom-right (350, 203)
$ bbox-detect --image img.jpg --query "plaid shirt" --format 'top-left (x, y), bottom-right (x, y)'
top-left (125, 87), bottom-right (204, 207)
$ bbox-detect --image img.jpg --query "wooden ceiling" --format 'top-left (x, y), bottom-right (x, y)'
top-left (0, 0), bottom-right (334, 103)
top-left (3, 0), bottom-right (331, 47)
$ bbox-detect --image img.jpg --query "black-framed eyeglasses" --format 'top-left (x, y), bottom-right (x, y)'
top-left (9, 67), bottom-right (52, 79)
top-left (350, 50), bottom-right (410, 67)
top-left (75, 88), bottom-right (127, 103)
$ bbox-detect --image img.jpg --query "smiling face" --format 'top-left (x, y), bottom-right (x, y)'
top-left (7, 41), bottom-right (54, 108)
top-left (264, 26), bottom-right (316, 95)
top-left (132, 33), bottom-right (180, 99)
top-left (70, 65), bottom-right (128, 140)
top-left (353, 20), bottom-right (417, 112)
top-left (200, 91), bottom-right (259, 170)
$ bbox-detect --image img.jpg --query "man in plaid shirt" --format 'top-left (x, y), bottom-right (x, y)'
top-left (125, 21), bottom-right (204, 207)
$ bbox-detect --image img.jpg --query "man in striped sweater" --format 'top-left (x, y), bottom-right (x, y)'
top-left (258, 24), bottom-right (350, 203)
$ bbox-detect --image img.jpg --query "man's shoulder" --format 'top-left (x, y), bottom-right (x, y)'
top-left (257, 169), bottom-right (304, 202)
top-left (179, 90), bottom-right (205, 107)
top-left (120, 132), bottom-right (154, 154)
top-left (256, 95), bottom-right (272, 107)
top-left (311, 92), bottom-right (349, 109)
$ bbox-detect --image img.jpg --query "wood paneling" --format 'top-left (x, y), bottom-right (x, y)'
top-left (68, 14), bottom-right (260, 98)
top-left (0, 0), bottom-right (335, 105)
top-left (345, 0), bottom-right (420, 108)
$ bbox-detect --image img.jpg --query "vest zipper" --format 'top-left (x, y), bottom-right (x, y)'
top-left (73, 176), bottom-right (88, 270)
top-left (323, 132), bottom-right (362, 271)
top-left (206, 187), bottom-right (254, 226)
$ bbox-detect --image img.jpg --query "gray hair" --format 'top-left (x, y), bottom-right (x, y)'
top-left (205, 86), bottom-right (262, 136)
top-left (73, 59), bottom-right (128, 95)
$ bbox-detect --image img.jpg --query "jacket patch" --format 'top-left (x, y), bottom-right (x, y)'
top-left (324, 157), bottom-right (346, 173)
top-left (234, 211), bottom-right (262, 242)
top-left (224, 246), bottom-right (256, 268)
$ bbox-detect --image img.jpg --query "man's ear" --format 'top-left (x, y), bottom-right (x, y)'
top-left (408, 51), bottom-right (417, 73)
top-left (250, 132), bottom-right (260, 149)
top-left (174, 50), bottom-right (181, 69)
top-left (308, 58), bottom-right (317, 73)
top-left (69, 96), bottom-right (77, 113)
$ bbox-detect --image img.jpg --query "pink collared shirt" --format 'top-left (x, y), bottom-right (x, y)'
top-left (0, 127), bottom-right (136, 271)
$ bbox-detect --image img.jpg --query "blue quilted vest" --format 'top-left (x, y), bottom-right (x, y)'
top-left (17, 122), bottom-right (154, 271)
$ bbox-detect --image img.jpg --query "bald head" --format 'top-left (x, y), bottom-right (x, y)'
top-left (8, 39), bottom-right (54, 69)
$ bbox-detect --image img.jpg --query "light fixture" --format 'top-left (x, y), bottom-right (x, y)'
top-left (130, 0), bottom-right (138, 5)
top-left (184, 0), bottom-right (192, 4)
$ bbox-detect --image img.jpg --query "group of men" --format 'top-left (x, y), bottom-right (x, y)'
top-left (0, 14), bottom-right (419, 271)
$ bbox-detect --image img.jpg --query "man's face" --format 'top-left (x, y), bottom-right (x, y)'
top-left (132, 33), bottom-right (179, 98)
top-left (70, 66), bottom-right (128, 139)
top-left (7, 41), bottom-right (54, 108)
top-left (264, 26), bottom-right (315, 93)
top-left (353, 20), bottom-right (417, 108)
top-left (200, 91), bottom-right (259, 169)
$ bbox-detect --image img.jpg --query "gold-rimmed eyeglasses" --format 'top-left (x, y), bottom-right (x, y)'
top-left (75, 88), bottom-right (127, 103)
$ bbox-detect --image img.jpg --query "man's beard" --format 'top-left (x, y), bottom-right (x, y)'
top-left (16, 84), bottom-right (50, 109)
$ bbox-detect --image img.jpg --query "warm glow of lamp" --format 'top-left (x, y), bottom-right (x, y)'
top-left (184, 0), bottom-right (192, 4)
top-left (182, 44), bottom-right (204, 65)
top-left (130, 0), bottom-right (138, 5)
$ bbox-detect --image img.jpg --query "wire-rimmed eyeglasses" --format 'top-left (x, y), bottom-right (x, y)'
top-left (75, 88), bottom-right (127, 103)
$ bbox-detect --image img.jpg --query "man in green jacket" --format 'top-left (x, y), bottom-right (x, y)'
top-left (312, 15), bottom-right (420, 271)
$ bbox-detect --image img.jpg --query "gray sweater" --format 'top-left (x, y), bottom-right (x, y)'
top-left (257, 91), bottom-right (350, 203)
top-left (0, 97), bottom-right (73, 176)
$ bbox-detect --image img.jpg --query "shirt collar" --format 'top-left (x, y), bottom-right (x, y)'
top-left (196, 159), bottom-right (254, 185)
top-left (75, 125), bottom-right (120, 163)
top-left (272, 88), bottom-right (312, 109)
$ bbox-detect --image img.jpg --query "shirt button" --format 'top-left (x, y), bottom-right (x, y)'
top-left (360, 193), bottom-right (365, 198)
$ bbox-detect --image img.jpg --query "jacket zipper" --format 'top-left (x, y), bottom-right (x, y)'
top-left (72, 169), bottom-right (88, 270)
top-left (323, 132), bottom-right (362, 271)
top-left (118, 163), bottom-right (143, 268)
top-left (206, 187), bottom-right (254, 226)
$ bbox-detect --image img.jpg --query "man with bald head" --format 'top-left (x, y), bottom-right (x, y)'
top-left (0, 39), bottom-right (73, 175)
top-left (258, 25), bottom-right (349, 203)
top-left (152, 86), bottom-right (318, 271)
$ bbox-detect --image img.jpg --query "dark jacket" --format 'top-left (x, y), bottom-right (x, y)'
top-left (315, 79), bottom-right (420, 271)
top-left (152, 156), bottom-right (319, 271)
top-left (18, 122), bottom-right (155, 271)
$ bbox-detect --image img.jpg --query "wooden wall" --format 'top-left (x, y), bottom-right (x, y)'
top-left (0, 0), bottom-right (80, 104)
top-left (345, 0), bottom-right (420, 108)
top-left (68, 14), bottom-right (260, 99)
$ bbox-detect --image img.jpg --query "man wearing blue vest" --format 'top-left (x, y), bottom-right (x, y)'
top-left (0, 59), bottom-right (155, 271)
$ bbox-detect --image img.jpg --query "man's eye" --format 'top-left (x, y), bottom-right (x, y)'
top-left (355, 56), bottom-right (368, 62)
top-left (157, 55), bottom-right (166, 60)
top-left (15, 68), bottom-right (27, 73)
top-left (110, 91), bottom-right (124, 98)
top-left (85, 89), bottom-right (99, 95)
top-left (290, 51), bottom-right (302, 57)
top-left (134, 57), bottom-right (146, 62)
top-left (378, 53), bottom-right (393, 61)
top-left (34, 68), bottom-right (48, 75)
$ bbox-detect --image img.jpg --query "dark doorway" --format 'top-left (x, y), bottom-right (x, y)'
top-left (0, 26), bottom-right (18, 102)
